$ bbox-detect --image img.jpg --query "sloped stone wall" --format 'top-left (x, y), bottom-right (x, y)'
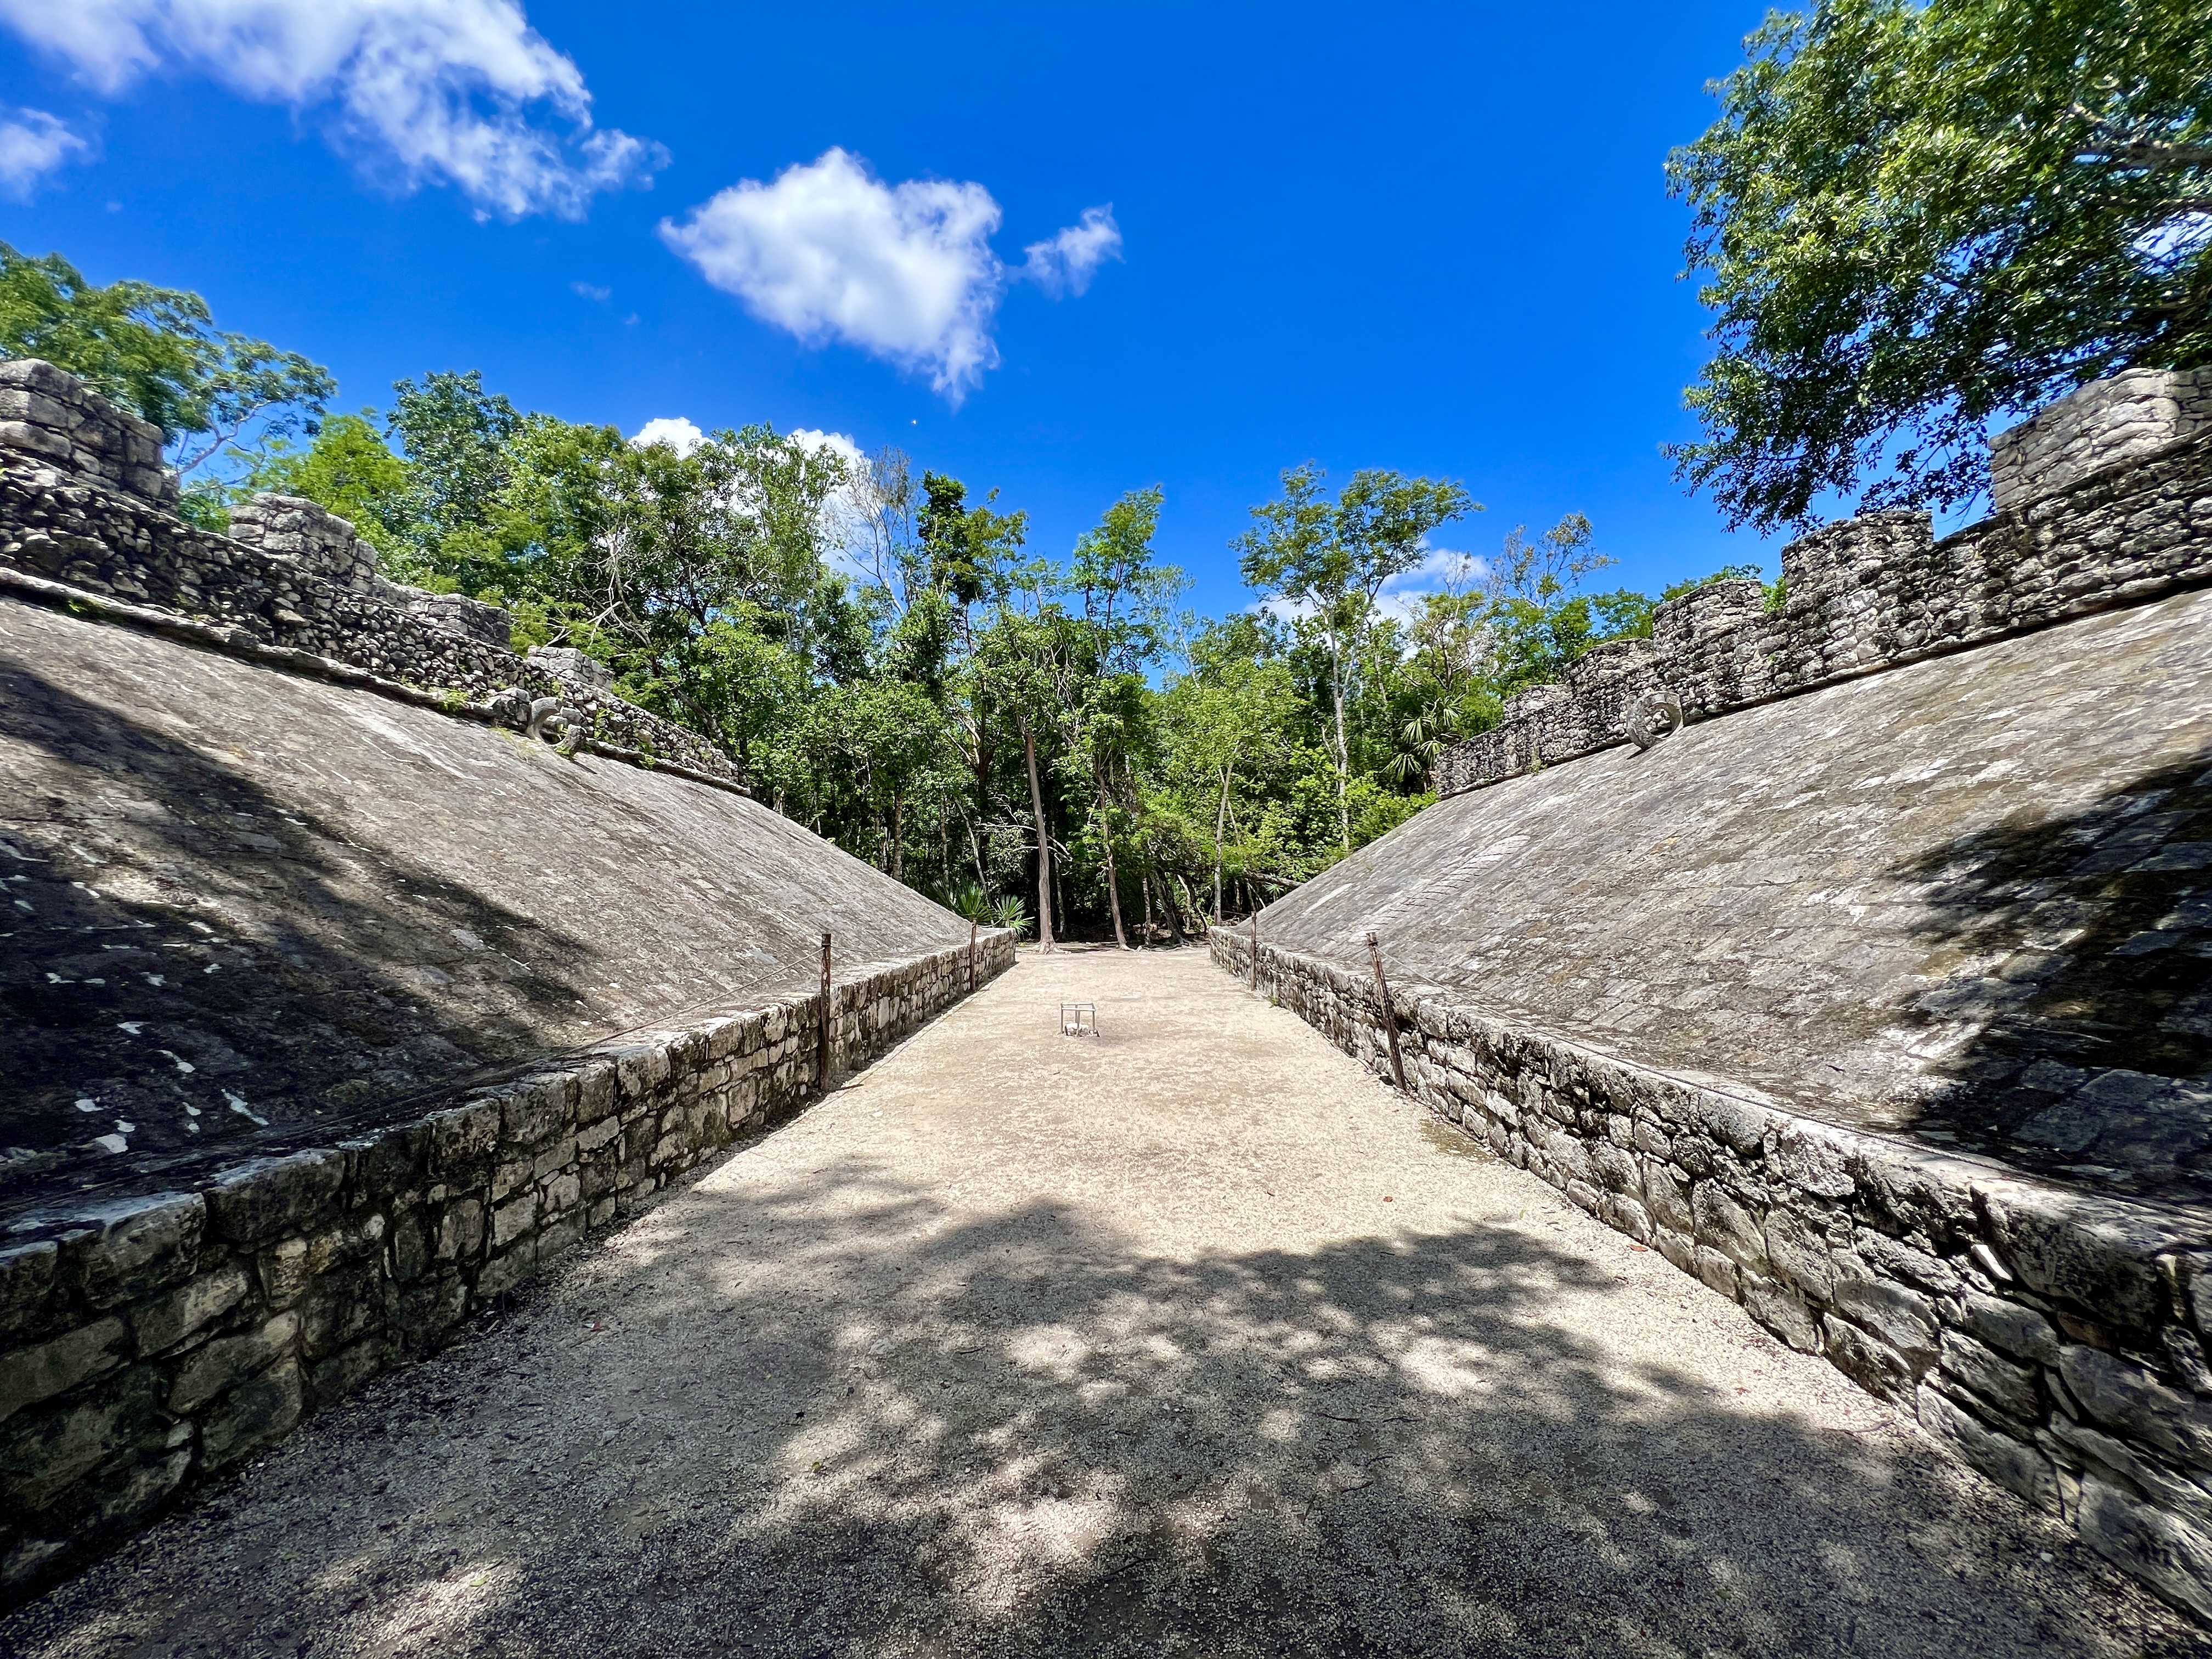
top-left (1212, 927), bottom-right (2212, 1617)
top-left (0, 932), bottom-right (1014, 1604)
top-left (1437, 407), bottom-right (2212, 798)
top-left (0, 452), bottom-right (738, 783)
top-left (1993, 368), bottom-right (2212, 510)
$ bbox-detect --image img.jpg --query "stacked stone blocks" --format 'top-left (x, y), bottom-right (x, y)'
top-left (0, 932), bottom-right (1015, 1600)
top-left (0, 438), bottom-right (736, 783)
top-left (1437, 385), bottom-right (2212, 797)
top-left (0, 360), bottom-right (178, 508)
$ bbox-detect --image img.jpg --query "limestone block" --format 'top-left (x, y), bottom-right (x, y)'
top-left (1938, 1328), bottom-right (2042, 1422)
top-left (1692, 1183), bottom-right (1768, 1273)
top-left (2060, 1345), bottom-right (2212, 1469)
top-left (0, 1243), bottom-right (58, 1345)
top-left (206, 1151), bottom-right (345, 1246)
top-left (1824, 1314), bottom-right (1916, 1402)
top-left (1741, 1271), bottom-right (1822, 1353)
top-left (200, 1357), bottom-right (302, 1470)
top-left (2079, 1474), bottom-right (2212, 1620)
top-left (132, 1265), bottom-right (251, 1357)
top-left (170, 1311), bottom-right (299, 1413)
top-left (0, 1365), bottom-right (165, 1511)
top-left (0, 1318), bottom-right (127, 1423)
top-left (1961, 1291), bottom-right (2061, 1364)
top-left (1979, 1183), bottom-right (2179, 1331)
top-left (1918, 1383), bottom-right (2060, 1510)
top-left (1828, 1276), bottom-right (1938, 1369)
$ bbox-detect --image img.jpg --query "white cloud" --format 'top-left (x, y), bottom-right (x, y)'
top-left (1378, 545), bottom-right (1487, 622)
top-left (0, 0), bottom-right (662, 219)
top-left (571, 280), bottom-right (610, 301)
top-left (660, 148), bottom-right (1119, 403)
top-left (1020, 205), bottom-right (1121, 296)
top-left (0, 106), bottom-right (89, 198)
top-left (630, 415), bottom-right (705, 456)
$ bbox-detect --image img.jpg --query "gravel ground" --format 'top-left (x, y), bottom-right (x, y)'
top-left (6, 946), bottom-right (2207, 1658)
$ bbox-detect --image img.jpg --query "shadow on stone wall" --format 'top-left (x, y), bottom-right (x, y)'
top-left (6, 1157), bottom-right (2182, 1658)
top-left (1888, 747), bottom-right (2212, 1192)
top-left (0, 656), bottom-right (605, 1198)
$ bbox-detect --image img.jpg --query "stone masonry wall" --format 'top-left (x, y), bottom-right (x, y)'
top-left (1212, 927), bottom-right (2212, 1618)
top-left (0, 447), bottom-right (740, 785)
top-left (1436, 399), bottom-right (2212, 798)
top-left (0, 930), bottom-right (1015, 1605)
top-left (0, 360), bottom-right (178, 509)
top-left (1993, 368), bottom-right (2212, 510)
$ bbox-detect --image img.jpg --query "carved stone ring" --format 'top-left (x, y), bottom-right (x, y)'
top-left (1627, 693), bottom-right (1684, 750)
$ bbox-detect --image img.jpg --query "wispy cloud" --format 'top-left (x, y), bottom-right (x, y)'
top-left (0, 105), bottom-right (88, 198)
top-left (1020, 205), bottom-right (1121, 297)
top-left (0, 0), bottom-right (663, 219)
top-left (659, 148), bottom-right (1119, 403)
top-left (571, 280), bottom-right (611, 301)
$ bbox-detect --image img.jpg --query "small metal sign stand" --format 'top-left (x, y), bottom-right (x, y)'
top-left (1059, 1002), bottom-right (1098, 1037)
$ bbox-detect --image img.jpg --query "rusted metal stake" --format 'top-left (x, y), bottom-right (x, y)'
top-left (818, 929), bottom-right (833, 1097)
top-left (1365, 930), bottom-right (1409, 1095)
top-left (968, 920), bottom-right (978, 994)
top-left (1249, 913), bottom-right (1260, 989)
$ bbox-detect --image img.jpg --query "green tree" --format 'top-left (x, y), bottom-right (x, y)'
top-left (0, 242), bottom-right (334, 518)
top-left (1670, 0), bottom-right (2212, 529)
top-left (1236, 464), bottom-right (1477, 850)
top-left (242, 413), bottom-right (414, 557)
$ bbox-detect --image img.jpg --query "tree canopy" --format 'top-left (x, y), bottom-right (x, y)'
top-left (0, 242), bottom-right (333, 521)
top-left (1669, 0), bottom-right (2212, 529)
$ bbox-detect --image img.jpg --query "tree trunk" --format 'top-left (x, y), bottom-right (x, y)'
top-left (1098, 782), bottom-right (1128, 949)
top-left (1022, 717), bottom-right (1055, 950)
top-left (1328, 628), bottom-right (1352, 852)
top-left (1140, 870), bottom-right (1153, 946)
top-left (891, 792), bottom-right (904, 882)
top-left (1212, 760), bottom-right (1235, 922)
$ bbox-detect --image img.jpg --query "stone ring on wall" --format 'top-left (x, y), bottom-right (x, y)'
top-left (1627, 693), bottom-right (1685, 750)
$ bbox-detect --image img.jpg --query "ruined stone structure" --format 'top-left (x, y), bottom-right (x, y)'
top-left (1436, 366), bottom-right (2212, 798)
top-left (1217, 369), bottom-right (2212, 1614)
top-left (0, 363), bottom-right (1014, 1600)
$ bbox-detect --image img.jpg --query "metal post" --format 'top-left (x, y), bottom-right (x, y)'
top-left (968, 920), bottom-right (978, 994)
top-left (1249, 913), bottom-right (1260, 990)
top-left (818, 929), bottom-right (833, 1097)
top-left (1365, 930), bottom-right (1408, 1095)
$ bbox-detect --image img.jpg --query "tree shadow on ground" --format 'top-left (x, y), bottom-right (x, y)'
top-left (1885, 746), bottom-right (2212, 1198)
top-left (8, 1155), bottom-right (2197, 1659)
top-left (0, 654), bottom-right (605, 1205)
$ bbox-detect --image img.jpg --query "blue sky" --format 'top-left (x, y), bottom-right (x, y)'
top-left (0, 0), bottom-right (1787, 619)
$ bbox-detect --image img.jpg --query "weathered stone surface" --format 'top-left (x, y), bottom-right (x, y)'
top-left (170, 1312), bottom-right (298, 1414)
top-left (2061, 1346), bottom-right (2212, 1469)
top-left (1918, 1383), bottom-right (2061, 1511)
top-left (206, 1154), bottom-right (344, 1246)
top-left (2079, 1474), bottom-right (2212, 1620)
top-left (199, 1359), bottom-right (301, 1470)
top-left (0, 1243), bottom-right (57, 1343)
top-left (63, 1193), bottom-right (204, 1308)
top-left (0, 1319), bottom-right (126, 1422)
top-left (132, 1265), bottom-right (250, 1357)
top-left (0, 589), bottom-right (997, 1194)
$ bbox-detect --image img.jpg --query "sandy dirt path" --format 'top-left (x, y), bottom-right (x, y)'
top-left (6, 946), bottom-right (2204, 1658)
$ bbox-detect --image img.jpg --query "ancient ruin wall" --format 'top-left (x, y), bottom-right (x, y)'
top-left (1436, 368), bottom-right (2212, 797)
top-left (1212, 924), bottom-right (2212, 1617)
top-left (0, 356), bottom-right (1024, 1601)
top-left (0, 932), bottom-right (1013, 1601)
top-left (0, 359), bottom-right (737, 787)
top-left (1217, 375), bottom-right (2212, 1614)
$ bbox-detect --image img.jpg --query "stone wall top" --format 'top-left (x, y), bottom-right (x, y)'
top-left (1436, 375), bottom-right (2212, 799)
top-left (0, 360), bottom-right (739, 786)
top-left (1993, 367), bottom-right (2212, 510)
top-left (0, 359), bottom-right (178, 507)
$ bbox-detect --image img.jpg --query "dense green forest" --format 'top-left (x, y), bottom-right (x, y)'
top-left (0, 241), bottom-right (1768, 943)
